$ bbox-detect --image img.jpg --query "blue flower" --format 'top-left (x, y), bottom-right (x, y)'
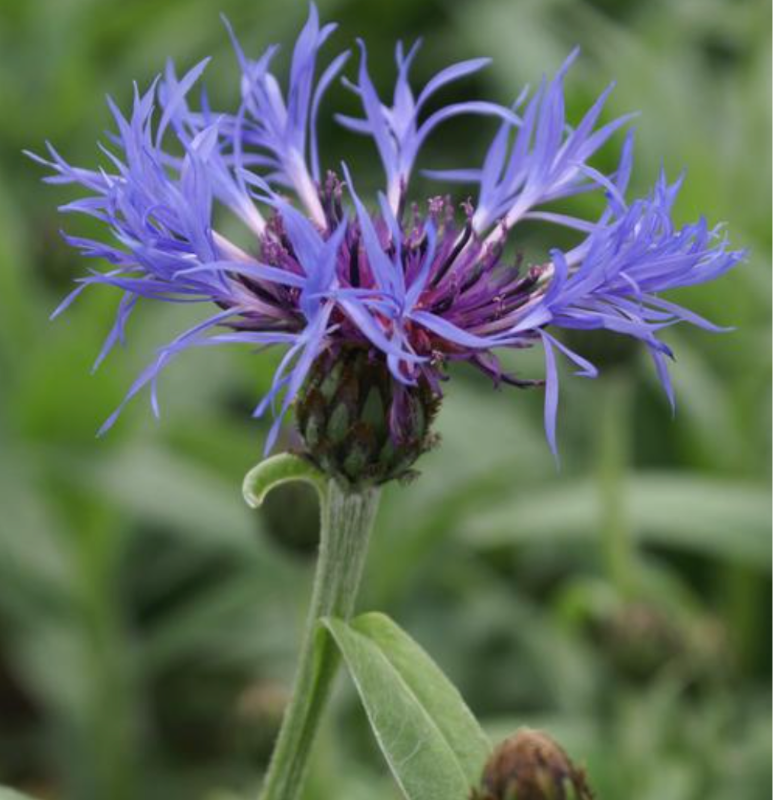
top-left (29, 4), bottom-right (746, 458)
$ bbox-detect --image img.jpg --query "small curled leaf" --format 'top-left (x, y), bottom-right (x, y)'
top-left (242, 452), bottom-right (327, 509)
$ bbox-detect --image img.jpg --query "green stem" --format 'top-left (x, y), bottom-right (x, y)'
top-left (258, 478), bottom-right (380, 800)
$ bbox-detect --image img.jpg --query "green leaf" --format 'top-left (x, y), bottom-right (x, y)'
top-left (462, 473), bottom-right (771, 568)
top-left (323, 612), bottom-right (490, 800)
top-left (83, 444), bottom-right (258, 547)
top-left (0, 788), bottom-right (37, 800)
top-left (242, 452), bottom-right (326, 509)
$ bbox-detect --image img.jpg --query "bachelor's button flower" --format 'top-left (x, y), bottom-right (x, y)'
top-left (28, 4), bottom-right (746, 483)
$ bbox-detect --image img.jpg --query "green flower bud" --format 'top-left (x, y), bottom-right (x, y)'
top-left (295, 347), bottom-right (440, 489)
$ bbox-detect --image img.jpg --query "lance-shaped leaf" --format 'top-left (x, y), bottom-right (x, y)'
top-left (323, 612), bottom-right (490, 800)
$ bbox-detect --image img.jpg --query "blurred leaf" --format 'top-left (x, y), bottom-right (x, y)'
top-left (77, 443), bottom-right (259, 548)
top-left (139, 564), bottom-right (302, 673)
top-left (0, 789), bottom-right (37, 800)
top-left (462, 472), bottom-right (771, 568)
top-left (323, 612), bottom-right (490, 800)
top-left (0, 447), bottom-right (74, 595)
top-left (0, 167), bottom-right (36, 368)
top-left (368, 383), bottom-right (551, 603)
top-left (640, 335), bottom-right (746, 469)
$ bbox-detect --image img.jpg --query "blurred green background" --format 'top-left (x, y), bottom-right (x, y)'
top-left (0, 0), bottom-right (771, 798)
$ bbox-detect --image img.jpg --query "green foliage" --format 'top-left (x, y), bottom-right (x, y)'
top-left (462, 472), bottom-right (771, 567)
top-left (0, 0), bottom-right (769, 798)
top-left (0, 789), bottom-right (37, 800)
top-left (323, 613), bottom-right (490, 800)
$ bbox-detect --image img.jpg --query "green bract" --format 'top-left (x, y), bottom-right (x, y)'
top-left (296, 348), bottom-right (440, 488)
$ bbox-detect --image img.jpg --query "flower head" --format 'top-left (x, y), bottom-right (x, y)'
top-left (29, 4), bottom-right (745, 477)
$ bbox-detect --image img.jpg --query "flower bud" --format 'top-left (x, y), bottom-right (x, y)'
top-left (472, 729), bottom-right (592, 800)
top-left (295, 347), bottom-right (440, 488)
